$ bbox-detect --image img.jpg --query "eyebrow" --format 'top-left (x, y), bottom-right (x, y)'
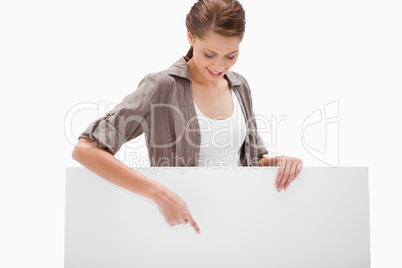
top-left (204, 48), bottom-right (238, 55)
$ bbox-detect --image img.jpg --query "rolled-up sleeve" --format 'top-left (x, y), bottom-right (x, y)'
top-left (78, 73), bottom-right (158, 155)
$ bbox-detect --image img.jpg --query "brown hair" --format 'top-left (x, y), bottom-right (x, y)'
top-left (185, 0), bottom-right (246, 59)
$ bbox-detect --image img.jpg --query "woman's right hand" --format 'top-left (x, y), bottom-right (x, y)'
top-left (154, 190), bottom-right (201, 234)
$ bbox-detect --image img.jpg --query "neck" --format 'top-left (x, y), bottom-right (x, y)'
top-left (186, 58), bottom-right (223, 88)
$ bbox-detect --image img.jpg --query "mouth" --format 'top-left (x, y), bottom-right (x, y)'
top-left (206, 67), bottom-right (223, 77)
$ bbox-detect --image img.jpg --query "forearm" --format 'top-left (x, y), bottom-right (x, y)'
top-left (72, 140), bottom-right (168, 202)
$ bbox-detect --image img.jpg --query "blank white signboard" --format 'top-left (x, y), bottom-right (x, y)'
top-left (65, 167), bottom-right (370, 268)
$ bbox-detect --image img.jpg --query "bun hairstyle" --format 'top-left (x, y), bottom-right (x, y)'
top-left (185, 0), bottom-right (246, 59)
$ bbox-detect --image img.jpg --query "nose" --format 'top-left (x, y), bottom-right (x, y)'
top-left (212, 59), bottom-right (224, 73)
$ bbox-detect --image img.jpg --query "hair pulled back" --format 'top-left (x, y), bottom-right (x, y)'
top-left (185, 0), bottom-right (246, 59)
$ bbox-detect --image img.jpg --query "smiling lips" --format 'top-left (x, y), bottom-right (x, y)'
top-left (207, 67), bottom-right (223, 77)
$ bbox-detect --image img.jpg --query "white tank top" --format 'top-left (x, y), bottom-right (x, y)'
top-left (193, 89), bottom-right (247, 168)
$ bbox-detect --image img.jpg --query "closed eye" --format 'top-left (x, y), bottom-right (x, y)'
top-left (204, 53), bottom-right (235, 60)
top-left (205, 53), bottom-right (214, 59)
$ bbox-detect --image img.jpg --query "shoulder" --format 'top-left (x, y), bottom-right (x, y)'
top-left (226, 70), bottom-right (252, 96)
top-left (135, 69), bottom-right (176, 101)
top-left (228, 70), bottom-right (247, 82)
top-left (155, 68), bottom-right (178, 88)
top-left (143, 66), bottom-right (182, 88)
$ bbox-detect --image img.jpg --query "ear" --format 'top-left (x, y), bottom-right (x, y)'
top-left (187, 30), bottom-right (195, 46)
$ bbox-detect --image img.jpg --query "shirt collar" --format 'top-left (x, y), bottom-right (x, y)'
top-left (167, 55), bottom-right (242, 88)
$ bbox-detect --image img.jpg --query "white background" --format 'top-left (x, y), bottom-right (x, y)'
top-left (0, 0), bottom-right (401, 267)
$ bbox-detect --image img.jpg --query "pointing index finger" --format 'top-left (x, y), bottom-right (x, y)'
top-left (186, 213), bottom-right (201, 234)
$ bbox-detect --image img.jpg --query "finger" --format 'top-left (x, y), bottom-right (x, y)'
top-left (186, 213), bottom-right (201, 234)
top-left (294, 160), bottom-right (303, 179)
top-left (278, 161), bottom-right (293, 192)
top-left (275, 158), bottom-right (286, 189)
top-left (284, 162), bottom-right (297, 190)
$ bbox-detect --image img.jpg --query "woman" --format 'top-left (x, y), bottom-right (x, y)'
top-left (72, 0), bottom-right (303, 234)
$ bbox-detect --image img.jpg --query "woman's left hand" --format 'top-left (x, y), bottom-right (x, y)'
top-left (274, 156), bottom-right (303, 192)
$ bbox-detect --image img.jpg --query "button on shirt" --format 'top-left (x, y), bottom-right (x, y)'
top-left (78, 55), bottom-right (269, 167)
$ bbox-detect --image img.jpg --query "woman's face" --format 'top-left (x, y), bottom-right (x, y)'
top-left (187, 30), bottom-right (241, 85)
